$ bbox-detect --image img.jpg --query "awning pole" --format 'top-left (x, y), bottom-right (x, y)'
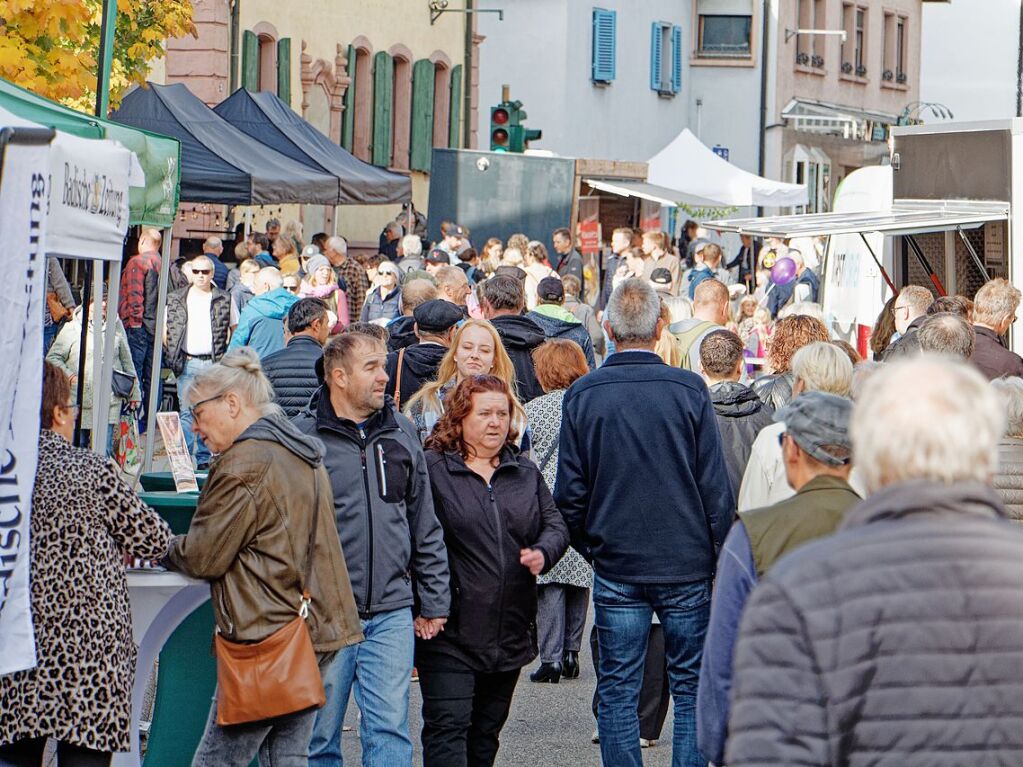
top-left (857, 232), bottom-right (897, 293)
top-left (93, 259), bottom-right (122, 456)
top-left (905, 234), bottom-right (947, 297)
top-left (142, 231), bottom-right (174, 474)
top-left (955, 226), bottom-right (991, 283)
top-left (89, 264), bottom-right (104, 447)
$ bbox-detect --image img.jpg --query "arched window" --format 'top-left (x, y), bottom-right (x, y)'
top-left (432, 61), bottom-right (451, 149)
top-left (390, 46), bottom-right (413, 170)
top-left (258, 34), bottom-right (276, 92)
top-left (352, 46), bottom-right (373, 162)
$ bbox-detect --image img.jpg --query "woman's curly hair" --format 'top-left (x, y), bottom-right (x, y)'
top-left (767, 314), bottom-right (830, 373)
top-left (424, 375), bottom-right (520, 458)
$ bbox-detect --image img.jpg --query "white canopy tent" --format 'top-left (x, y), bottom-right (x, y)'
top-left (646, 129), bottom-right (809, 208)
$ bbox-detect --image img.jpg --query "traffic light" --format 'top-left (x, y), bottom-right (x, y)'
top-left (490, 104), bottom-right (511, 151)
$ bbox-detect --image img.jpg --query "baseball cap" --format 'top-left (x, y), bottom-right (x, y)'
top-left (425, 248), bottom-right (449, 265)
top-left (302, 244), bottom-right (321, 258)
top-left (414, 299), bottom-right (464, 334)
top-left (649, 268), bottom-right (672, 285)
top-left (537, 276), bottom-right (565, 302)
top-left (446, 224), bottom-right (467, 238)
top-left (774, 392), bottom-right (853, 466)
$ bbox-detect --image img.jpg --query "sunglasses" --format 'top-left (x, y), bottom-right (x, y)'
top-left (192, 269), bottom-right (212, 275)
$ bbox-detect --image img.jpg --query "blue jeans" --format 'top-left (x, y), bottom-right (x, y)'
top-left (177, 357), bottom-right (212, 466)
top-left (593, 573), bottom-right (711, 767)
top-left (309, 608), bottom-right (414, 767)
top-left (126, 326), bottom-right (155, 432)
top-left (43, 322), bottom-right (61, 355)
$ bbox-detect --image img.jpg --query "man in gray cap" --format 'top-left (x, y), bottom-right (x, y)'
top-left (695, 391), bottom-right (861, 766)
top-left (384, 299), bottom-right (463, 408)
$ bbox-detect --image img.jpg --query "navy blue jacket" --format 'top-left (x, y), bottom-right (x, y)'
top-left (554, 350), bottom-right (735, 584)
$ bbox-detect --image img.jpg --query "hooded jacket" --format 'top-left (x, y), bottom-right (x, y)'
top-left (489, 314), bottom-right (546, 402)
top-left (564, 294), bottom-right (604, 356)
top-left (418, 446), bottom-right (569, 673)
top-left (725, 480), bottom-right (1023, 766)
top-left (261, 335), bottom-right (323, 417)
top-left (228, 287), bottom-right (299, 358)
top-left (709, 381), bottom-right (775, 497)
top-left (387, 315), bottom-right (419, 352)
top-left (527, 304), bottom-right (597, 370)
top-left (292, 392), bottom-right (450, 618)
top-left (166, 413), bottom-right (363, 652)
top-left (386, 342), bottom-right (448, 408)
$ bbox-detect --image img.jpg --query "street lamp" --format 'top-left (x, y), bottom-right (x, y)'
top-left (898, 101), bottom-right (955, 125)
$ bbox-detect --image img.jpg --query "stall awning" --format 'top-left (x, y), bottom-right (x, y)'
top-left (583, 178), bottom-right (725, 209)
top-left (214, 89), bottom-right (410, 205)
top-left (111, 83), bottom-right (342, 206)
top-left (704, 199), bottom-right (1009, 238)
top-left (0, 77), bottom-right (180, 227)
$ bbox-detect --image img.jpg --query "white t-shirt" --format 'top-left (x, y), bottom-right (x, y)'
top-left (185, 287), bottom-right (214, 355)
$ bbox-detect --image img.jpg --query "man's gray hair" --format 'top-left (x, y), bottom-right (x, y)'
top-left (778, 301), bottom-right (825, 322)
top-left (481, 275), bottom-right (524, 312)
top-left (918, 312), bottom-right (976, 359)
top-left (791, 341), bottom-right (853, 396)
top-left (204, 236), bottom-right (222, 251)
top-left (326, 235), bottom-right (348, 255)
top-left (606, 279), bottom-right (661, 344)
top-left (992, 377), bottom-right (1023, 439)
top-left (973, 277), bottom-right (1021, 327)
top-left (401, 234), bottom-right (423, 258)
top-left (852, 358), bottom-right (1005, 491)
top-left (256, 266), bottom-right (283, 292)
top-left (386, 221), bottom-right (403, 237)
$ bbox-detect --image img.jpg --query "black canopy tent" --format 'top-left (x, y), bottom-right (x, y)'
top-left (214, 89), bottom-right (411, 205)
top-left (111, 82), bottom-right (340, 204)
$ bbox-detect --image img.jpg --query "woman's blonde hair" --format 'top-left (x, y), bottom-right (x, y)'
top-left (183, 347), bottom-right (280, 417)
top-left (526, 240), bottom-right (549, 266)
top-left (404, 319), bottom-right (521, 419)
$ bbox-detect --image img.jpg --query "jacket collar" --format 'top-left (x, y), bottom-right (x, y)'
top-left (839, 479), bottom-right (1006, 532)
top-left (287, 334), bottom-right (323, 351)
top-left (440, 445), bottom-right (522, 478)
top-left (313, 389), bottom-right (399, 440)
top-left (602, 349), bottom-right (663, 367)
top-left (974, 325), bottom-right (1007, 346)
top-left (795, 474), bottom-right (858, 497)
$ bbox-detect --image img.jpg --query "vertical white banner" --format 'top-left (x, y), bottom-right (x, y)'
top-left (0, 139), bottom-right (50, 675)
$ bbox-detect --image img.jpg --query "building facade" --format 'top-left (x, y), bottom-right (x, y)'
top-left (476, 0), bottom-right (693, 163)
top-left (159, 0), bottom-right (474, 249)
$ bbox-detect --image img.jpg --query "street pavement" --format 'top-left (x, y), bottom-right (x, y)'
top-left (341, 616), bottom-right (677, 767)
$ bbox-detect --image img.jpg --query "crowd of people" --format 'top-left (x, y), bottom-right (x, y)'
top-left (10, 214), bottom-right (1023, 767)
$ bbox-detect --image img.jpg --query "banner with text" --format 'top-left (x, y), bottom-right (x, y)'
top-left (0, 137), bottom-right (49, 675)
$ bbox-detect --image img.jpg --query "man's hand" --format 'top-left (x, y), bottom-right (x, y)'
top-left (414, 616), bottom-right (447, 640)
top-left (520, 548), bottom-right (546, 576)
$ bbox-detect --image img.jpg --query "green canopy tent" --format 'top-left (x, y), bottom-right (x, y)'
top-left (0, 78), bottom-right (180, 227)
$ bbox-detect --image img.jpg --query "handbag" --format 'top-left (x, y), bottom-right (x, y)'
top-left (213, 474), bottom-right (326, 725)
top-left (111, 369), bottom-right (135, 400)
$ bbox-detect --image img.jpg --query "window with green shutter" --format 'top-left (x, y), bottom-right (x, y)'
top-left (410, 59), bottom-right (435, 172)
top-left (372, 51), bottom-right (393, 167)
top-left (241, 30), bottom-right (259, 91)
top-left (277, 38), bottom-right (292, 105)
top-left (341, 43), bottom-right (356, 151)
top-left (448, 64), bottom-right (462, 149)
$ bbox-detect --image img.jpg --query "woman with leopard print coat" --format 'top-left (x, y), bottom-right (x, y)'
top-left (0, 363), bottom-right (172, 766)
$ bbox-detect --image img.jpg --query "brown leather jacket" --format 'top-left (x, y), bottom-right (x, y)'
top-left (167, 414), bottom-right (363, 652)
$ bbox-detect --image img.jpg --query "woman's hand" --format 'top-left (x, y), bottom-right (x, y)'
top-left (519, 548), bottom-right (546, 576)
top-left (414, 616), bottom-right (447, 640)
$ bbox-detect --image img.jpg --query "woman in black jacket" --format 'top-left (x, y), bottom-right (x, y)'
top-left (418, 374), bottom-right (569, 767)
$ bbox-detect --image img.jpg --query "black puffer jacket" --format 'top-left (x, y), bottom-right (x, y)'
top-left (261, 335), bottom-right (323, 417)
top-left (164, 286), bottom-right (231, 375)
top-left (418, 447), bottom-right (569, 673)
top-left (385, 342), bottom-right (447, 409)
top-left (726, 480), bottom-right (1023, 766)
top-left (489, 314), bottom-right (546, 402)
top-left (709, 381), bottom-right (774, 497)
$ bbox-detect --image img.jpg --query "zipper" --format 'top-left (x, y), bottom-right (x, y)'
top-left (486, 480), bottom-right (507, 648)
top-left (377, 444), bottom-right (388, 498)
top-left (359, 426), bottom-right (375, 613)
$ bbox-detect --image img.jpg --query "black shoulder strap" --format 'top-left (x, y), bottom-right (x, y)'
top-left (538, 437), bottom-right (558, 475)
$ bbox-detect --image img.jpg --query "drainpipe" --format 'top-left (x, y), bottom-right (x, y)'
top-left (463, 0), bottom-right (474, 148)
top-left (757, 0), bottom-right (771, 216)
top-left (229, 0), bottom-right (241, 93)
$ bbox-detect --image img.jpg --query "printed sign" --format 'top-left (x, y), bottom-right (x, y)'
top-left (156, 413), bottom-right (199, 493)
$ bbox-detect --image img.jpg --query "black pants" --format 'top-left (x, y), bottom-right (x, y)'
top-left (419, 663), bottom-right (521, 767)
top-left (0, 737), bottom-right (111, 767)
top-left (590, 623), bottom-right (671, 741)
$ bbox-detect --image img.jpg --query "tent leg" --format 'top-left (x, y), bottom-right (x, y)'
top-left (94, 259), bottom-right (121, 458)
top-left (90, 265), bottom-right (105, 449)
top-left (142, 231), bottom-right (174, 474)
top-left (73, 262), bottom-right (93, 446)
top-left (244, 207), bottom-right (252, 238)
top-left (858, 232), bottom-right (897, 294)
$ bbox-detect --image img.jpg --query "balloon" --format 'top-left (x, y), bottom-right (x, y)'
top-left (771, 257), bottom-right (797, 286)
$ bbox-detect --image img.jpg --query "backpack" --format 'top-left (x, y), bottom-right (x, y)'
top-left (671, 320), bottom-right (719, 371)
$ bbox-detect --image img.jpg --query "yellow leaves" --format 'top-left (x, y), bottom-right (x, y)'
top-left (1, 0), bottom-right (194, 110)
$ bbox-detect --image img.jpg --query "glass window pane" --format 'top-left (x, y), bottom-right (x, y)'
top-left (699, 15), bottom-right (752, 56)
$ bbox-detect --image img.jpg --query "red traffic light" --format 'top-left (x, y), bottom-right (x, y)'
top-left (492, 108), bottom-right (510, 125)
top-left (492, 127), bottom-right (509, 145)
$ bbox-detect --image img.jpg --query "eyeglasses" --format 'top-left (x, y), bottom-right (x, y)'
top-left (894, 304), bottom-right (909, 315)
top-left (189, 392), bottom-right (225, 420)
top-left (777, 431), bottom-right (788, 447)
top-left (192, 269), bottom-right (212, 275)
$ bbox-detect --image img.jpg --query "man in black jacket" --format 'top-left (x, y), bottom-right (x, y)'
top-left (481, 276), bottom-right (546, 402)
top-left (725, 357), bottom-right (1023, 767)
top-left (970, 277), bottom-right (1023, 379)
top-left (385, 299), bottom-right (462, 408)
top-left (261, 298), bottom-right (330, 417)
top-left (883, 284), bottom-right (932, 360)
top-left (699, 329), bottom-right (774, 496)
top-left (555, 279), bottom-right (734, 767)
top-left (294, 332), bottom-right (450, 767)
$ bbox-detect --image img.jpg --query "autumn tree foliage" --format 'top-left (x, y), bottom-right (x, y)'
top-left (0, 0), bottom-right (194, 111)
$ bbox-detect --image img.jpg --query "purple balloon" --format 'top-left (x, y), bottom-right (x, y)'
top-left (771, 257), bottom-right (797, 286)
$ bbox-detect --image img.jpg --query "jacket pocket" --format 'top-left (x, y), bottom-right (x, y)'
top-left (375, 438), bottom-right (411, 503)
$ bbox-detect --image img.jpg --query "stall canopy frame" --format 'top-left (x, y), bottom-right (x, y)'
top-left (583, 178), bottom-right (727, 210)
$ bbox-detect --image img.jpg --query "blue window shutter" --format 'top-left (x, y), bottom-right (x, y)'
top-left (591, 9), bottom-right (616, 82)
top-left (671, 25), bottom-right (682, 93)
top-left (650, 22), bottom-right (663, 91)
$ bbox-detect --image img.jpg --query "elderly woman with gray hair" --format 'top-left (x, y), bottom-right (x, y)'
top-left (991, 376), bottom-right (1023, 521)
